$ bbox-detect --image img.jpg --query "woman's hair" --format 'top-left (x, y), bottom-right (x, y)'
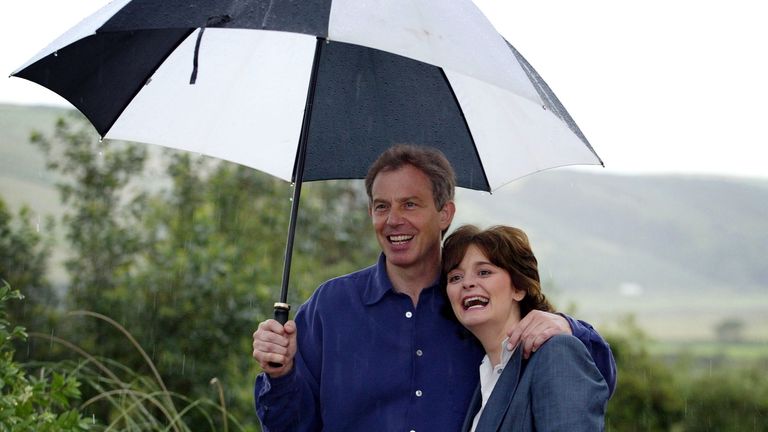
top-left (442, 224), bottom-right (554, 318)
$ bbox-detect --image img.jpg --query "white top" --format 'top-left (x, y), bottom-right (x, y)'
top-left (470, 339), bottom-right (516, 432)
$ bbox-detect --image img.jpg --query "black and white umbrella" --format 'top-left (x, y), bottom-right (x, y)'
top-left (12, 0), bottom-right (603, 324)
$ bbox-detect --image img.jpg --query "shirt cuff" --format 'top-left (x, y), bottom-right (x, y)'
top-left (256, 367), bottom-right (298, 398)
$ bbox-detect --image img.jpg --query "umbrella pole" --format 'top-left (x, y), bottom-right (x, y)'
top-left (272, 37), bottom-right (325, 330)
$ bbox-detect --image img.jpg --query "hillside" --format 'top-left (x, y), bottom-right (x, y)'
top-left (1, 103), bottom-right (767, 342)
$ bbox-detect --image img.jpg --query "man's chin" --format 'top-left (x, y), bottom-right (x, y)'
top-left (383, 250), bottom-right (415, 267)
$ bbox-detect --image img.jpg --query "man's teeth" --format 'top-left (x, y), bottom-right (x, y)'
top-left (389, 235), bottom-right (413, 244)
top-left (463, 296), bottom-right (489, 310)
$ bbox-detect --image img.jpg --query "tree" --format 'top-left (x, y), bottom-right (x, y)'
top-left (30, 113), bottom-right (148, 361)
top-left (714, 318), bottom-right (745, 343)
top-left (681, 362), bottom-right (768, 431)
top-left (0, 198), bottom-right (54, 337)
top-left (604, 316), bottom-right (684, 431)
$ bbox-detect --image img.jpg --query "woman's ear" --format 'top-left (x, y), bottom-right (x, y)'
top-left (512, 286), bottom-right (526, 302)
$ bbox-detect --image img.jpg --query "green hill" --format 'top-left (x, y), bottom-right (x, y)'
top-left (1, 103), bottom-right (767, 343)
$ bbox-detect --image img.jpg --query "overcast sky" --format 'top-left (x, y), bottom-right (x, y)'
top-left (2, 0), bottom-right (767, 179)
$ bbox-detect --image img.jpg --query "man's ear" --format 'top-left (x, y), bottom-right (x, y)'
top-left (439, 200), bottom-right (456, 230)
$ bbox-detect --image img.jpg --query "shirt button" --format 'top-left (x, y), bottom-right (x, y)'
top-left (405, 311), bottom-right (413, 318)
top-left (415, 390), bottom-right (423, 397)
top-left (416, 349), bottom-right (423, 356)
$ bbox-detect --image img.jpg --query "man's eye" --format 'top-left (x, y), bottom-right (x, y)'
top-left (405, 201), bottom-right (416, 208)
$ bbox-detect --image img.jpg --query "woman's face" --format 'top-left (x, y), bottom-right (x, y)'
top-left (446, 244), bottom-right (525, 332)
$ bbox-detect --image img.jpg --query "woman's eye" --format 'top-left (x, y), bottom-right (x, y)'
top-left (447, 274), bottom-right (462, 283)
top-left (478, 269), bottom-right (492, 276)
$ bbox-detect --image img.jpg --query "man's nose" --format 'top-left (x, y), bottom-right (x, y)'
top-left (386, 208), bottom-right (404, 225)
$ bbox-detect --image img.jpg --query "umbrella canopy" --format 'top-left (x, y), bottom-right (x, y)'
top-left (13, 0), bottom-right (601, 191)
top-left (12, 0), bottom-right (603, 324)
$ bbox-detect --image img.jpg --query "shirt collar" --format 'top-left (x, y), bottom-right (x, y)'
top-left (362, 253), bottom-right (442, 306)
top-left (479, 338), bottom-right (516, 376)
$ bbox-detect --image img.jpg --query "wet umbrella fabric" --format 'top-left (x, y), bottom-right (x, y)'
top-left (12, 0), bottom-right (603, 321)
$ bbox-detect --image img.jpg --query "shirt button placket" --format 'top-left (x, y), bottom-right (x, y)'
top-left (407, 308), bottom-right (419, 432)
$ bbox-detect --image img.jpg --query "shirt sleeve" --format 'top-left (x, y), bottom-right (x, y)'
top-left (560, 313), bottom-right (617, 396)
top-left (530, 334), bottom-right (610, 431)
top-left (254, 298), bottom-right (324, 431)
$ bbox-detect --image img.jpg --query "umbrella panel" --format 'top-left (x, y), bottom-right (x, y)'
top-left (304, 41), bottom-right (489, 191)
top-left (14, 29), bottom-right (192, 135)
top-left (101, 0), bottom-right (332, 37)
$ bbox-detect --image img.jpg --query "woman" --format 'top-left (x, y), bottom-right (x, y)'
top-left (442, 225), bottom-right (609, 432)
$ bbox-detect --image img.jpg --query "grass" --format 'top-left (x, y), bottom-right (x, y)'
top-left (28, 310), bottom-right (248, 431)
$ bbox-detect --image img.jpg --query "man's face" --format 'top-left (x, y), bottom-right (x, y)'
top-left (369, 165), bottom-right (454, 271)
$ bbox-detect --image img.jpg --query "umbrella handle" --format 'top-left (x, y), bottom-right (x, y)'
top-left (268, 302), bottom-right (291, 368)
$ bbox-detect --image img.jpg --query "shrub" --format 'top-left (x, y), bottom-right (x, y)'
top-left (0, 281), bottom-right (91, 431)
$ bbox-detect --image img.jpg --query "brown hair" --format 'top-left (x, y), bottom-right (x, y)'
top-left (442, 225), bottom-right (554, 318)
top-left (365, 144), bottom-right (456, 211)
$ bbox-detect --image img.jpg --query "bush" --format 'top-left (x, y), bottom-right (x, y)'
top-left (0, 281), bottom-right (91, 431)
top-left (604, 316), bottom-right (685, 431)
top-left (681, 363), bottom-right (768, 431)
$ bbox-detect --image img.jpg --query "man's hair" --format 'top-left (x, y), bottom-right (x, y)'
top-left (364, 144), bottom-right (456, 210)
top-left (442, 224), bottom-right (555, 318)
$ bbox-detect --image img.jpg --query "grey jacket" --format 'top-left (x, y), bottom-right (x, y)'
top-left (461, 334), bottom-right (609, 432)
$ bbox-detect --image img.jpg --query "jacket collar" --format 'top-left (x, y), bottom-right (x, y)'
top-left (462, 345), bottom-right (525, 432)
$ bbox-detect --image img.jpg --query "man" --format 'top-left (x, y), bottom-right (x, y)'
top-left (253, 145), bottom-right (615, 431)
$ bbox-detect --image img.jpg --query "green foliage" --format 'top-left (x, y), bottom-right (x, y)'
top-left (29, 310), bottom-right (249, 432)
top-left (0, 198), bottom-right (55, 333)
top-left (605, 316), bottom-right (685, 431)
top-left (30, 114), bottom-right (148, 367)
top-left (678, 359), bottom-right (768, 431)
top-left (605, 316), bottom-right (768, 431)
top-left (0, 282), bottom-right (90, 431)
top-left (30, 114), bottom-right (147, 302)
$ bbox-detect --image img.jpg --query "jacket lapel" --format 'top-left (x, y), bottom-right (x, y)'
top-left (474, 347), bottom-right (524, 431)
top-left (460, 385), bottom-right (483, 432)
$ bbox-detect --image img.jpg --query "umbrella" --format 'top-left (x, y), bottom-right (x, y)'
top-left (11, 0), bottom-right (603, 327)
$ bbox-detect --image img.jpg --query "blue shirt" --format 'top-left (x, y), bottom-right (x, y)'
top-left (255, 255), bottom-right (616, 431)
